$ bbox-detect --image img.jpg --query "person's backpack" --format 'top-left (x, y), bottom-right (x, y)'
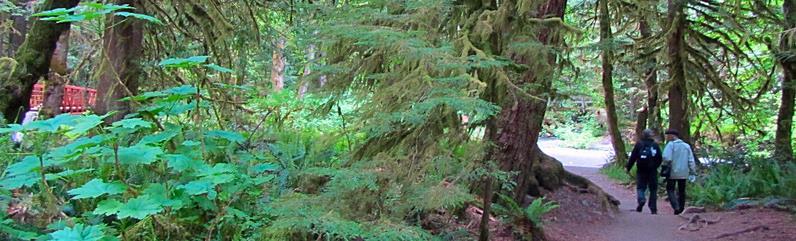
top-left (637, 143), bottom-right (657, 171)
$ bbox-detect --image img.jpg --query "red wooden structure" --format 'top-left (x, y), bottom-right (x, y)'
top-left (29, 83), bottom-right (97, 114)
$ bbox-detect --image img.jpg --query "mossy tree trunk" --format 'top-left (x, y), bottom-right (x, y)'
top-left (7, 0), bottom-right (29, 56)
top-left (0, 0), bottom-right (80, 123)
top-left (634, 5), bottom-right (660, 141)
top-left (0, 12), bottom-right (6, 56)
top-left (775, 0), bottom-right (796, 162)
top-left (40, 30), bottom-right (70, 118)
top-left (667, 0), bottom-right (690, 143)
top-left (599, 0), bottom-right (628, 164)
top-left (457, 0), bottom-right (618, 209)
top-left (95, 0), bottom-right (144, 123)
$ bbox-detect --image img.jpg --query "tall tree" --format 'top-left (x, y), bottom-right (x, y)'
top-left (599, 0), bottom-right (627, 164)
top-left (666, 0), bottom-right (690, 143)
top-left (7, 0), bottom-right (29, 56)
top-left (0, 0), bottom-right (80, 123)
top-left (634, 1), bottom-right (660, 140)
top-left (775, 0), bottom-right (796, 162)
top-left (270, 37), bottom-right (286, 92)
top-left (95, 0), bottom-right (144, 123)
top-left (40, 30), bottom-right (69, 118)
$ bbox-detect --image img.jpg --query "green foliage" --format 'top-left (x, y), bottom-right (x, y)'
top-left (49, 224), bottom-right (112, 241)
top-left (600, 163), bottom-right (634, 184)
top-left (33, 3), bottom-right (161, 24)
top-left (492, 194), bottom-right (558, 228)
top-left (158, 56), bottom-right (233, 73)
top-left (67, 179), bottom-right (126, 199)
top-left (689, 157), bottom-right (796, 208)
top-left (553, 124), bottom-right (602, 149)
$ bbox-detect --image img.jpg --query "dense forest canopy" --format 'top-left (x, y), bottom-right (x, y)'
top-left (0, 0), bottom-right (793, 240)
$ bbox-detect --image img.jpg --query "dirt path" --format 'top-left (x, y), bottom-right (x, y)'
top-left (540, 141), bottom-right (796, 241)
top-left (540, 142), bottom-right (695, 241)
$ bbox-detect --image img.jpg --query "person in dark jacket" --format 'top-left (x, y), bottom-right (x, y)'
top-left (626, 129), bottom-right (663, 214)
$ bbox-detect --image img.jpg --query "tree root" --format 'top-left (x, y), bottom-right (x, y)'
top-left (712, 225), bottom-right (769, 239)
top-left (532, 146), bottom-right (620, 211)
top-left (677, 214), bottom-right (721, 231)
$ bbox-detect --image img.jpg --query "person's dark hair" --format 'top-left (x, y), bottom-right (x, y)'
top-left (665, 128), bottom-right (680, 137)
top-left (642, 129), bottom-right (655, 140)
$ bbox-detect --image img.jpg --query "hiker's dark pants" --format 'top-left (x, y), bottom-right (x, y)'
top-left (636, 173), bottom-right (657, 212)
top-left (666, 179), bottom-right (686, 212)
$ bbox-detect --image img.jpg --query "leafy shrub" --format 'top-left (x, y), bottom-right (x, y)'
top-left (600, 163), bottom-right (634, 184)
top-left (492, 194), bottom-right (558, 228)
top-left (553, 125), bottom-right (601, 149)
top-left (689, 155), bottom-right (796, 208)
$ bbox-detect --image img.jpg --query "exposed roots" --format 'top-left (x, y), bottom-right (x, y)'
top-left (677, 214), bottom-right (721, 231)
top-left (526, 145), bottom-right (620, 212)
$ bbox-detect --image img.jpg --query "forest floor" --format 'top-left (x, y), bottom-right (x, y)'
top-left (538, 139), bottom-right (796, 241)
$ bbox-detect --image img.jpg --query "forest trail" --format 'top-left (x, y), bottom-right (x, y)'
top-left (540, 140), bottom-right (695, 241)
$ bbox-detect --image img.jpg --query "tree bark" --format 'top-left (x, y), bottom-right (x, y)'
top-left (634, 6), bottom-right (660, 141)
top-left (492, 0), bottom-right (568, 202)
top-left (775, 0), bottom-right (796, 162)
top-left (667, 0), bottom-right (690, 143)
top-left (7, 0), bottom-right (30, 57)
top-left (0, 0), bottom-right (80, 123)
top-left (270, 37), bottom-right (286, 92)
top-left (40, 30), bottom-right (70, 118)
top-left (95, 0), bottom-right (144, 123)
top-left (599, 0), bottom-right (628, 164)
top-left (0, 12), bottom-right (6, 56)
top-left (298, 42), bottom-right (315, 97)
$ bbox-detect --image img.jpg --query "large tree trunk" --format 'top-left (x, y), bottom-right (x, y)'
top-left (775, 0), bottom-right (796, 162)
top-left (0, 0), bottom-right (80, 123)
top-left (298, 42), bottom-right (314, 97)
top-left (634, 6), bottom-right (660, 141)
top-left (40, 30), bottom-right (70, 118)
top-left (95, 0), bottom-right (144, 123)
top-left (7, 0), bottom-right (30, 56)
top-left (492, 0), bottom-right (568, 203)
top-left (270, 37), bottom-right (286, 92)
top-left (667, 0), bottom-right (690, 143)
top-left (599, 0), bottom-right (628, 164)
top-left (0, 12), bottom-right (6, 56)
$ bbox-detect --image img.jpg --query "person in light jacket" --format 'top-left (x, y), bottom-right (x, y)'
top-left (661, 129), bottom-right (697, 215)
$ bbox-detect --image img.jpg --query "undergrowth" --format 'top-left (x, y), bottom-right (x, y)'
top-left (600, 163), bottom-right (634, 184)
top-left (689, 156), bottom-right (796, 208)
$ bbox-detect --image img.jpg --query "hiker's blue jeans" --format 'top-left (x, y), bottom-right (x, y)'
top-left (636, 173), bottom-right (658, 212)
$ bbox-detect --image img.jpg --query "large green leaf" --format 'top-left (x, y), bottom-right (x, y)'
top-left (111, 118), bottom-right (152, 130)
top-left (5, 156), bottom-right (40, 176)
top-left (116, 145), bottom-right (163, 165)
top-left (163, 154), bottom-right (203, 173)
top-left (23, 114), bottom-right (78, 133)
top-left (138, 128), bottom-right (180, 145)
top-left (46, 169), bottom-right (94, 181)
top-left (158, 56), bottom-right (209, 68)
top-left (117, 196), bottom-right (163, 219)
top-left (0, 156), bottom-right (41, 189)
top-left (68, 179), bottom-right (126, 199)
top-left (142, 184), bottom-right (184, 209)
top-left (114, 11), bottom-right (162, 24)
top-left (0, 124), bottom-right (22, 134)
top-left (205, 130), bottom-right (245, 144)
top-left (0, 173), bottom-right (39, 189)
top-left (178, 180), bottom-right (217, 199)
top-left (49, 223), bottom-right (107, 241)
top-left (204, 63), bottom-right (233, 73)
top-left (65, 115), bottom-right (104, 137)
top-left (92, 199), bottom-right (122, 216)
